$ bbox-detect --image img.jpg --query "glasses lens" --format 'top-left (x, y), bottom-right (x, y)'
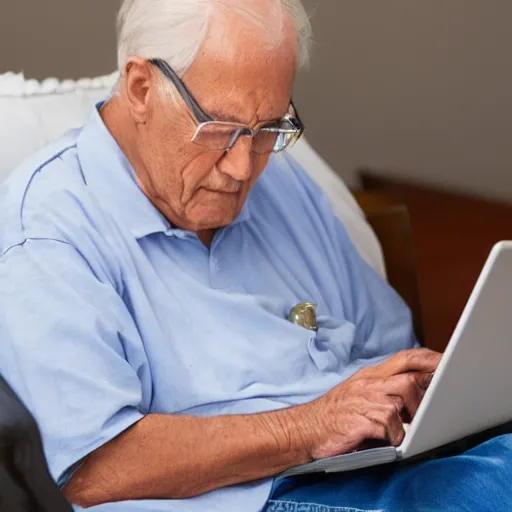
top-left (193, 114), bottom-right (303, 154)
top-left (254, 118), bottom-right (300, 154)
top-left (193, 123), bottom-right (240, 150)
top-left (252, 129), bottom-right (279, 155)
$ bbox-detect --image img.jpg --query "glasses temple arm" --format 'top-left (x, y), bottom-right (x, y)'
top-left (149, 59), bottom-right (213, 123)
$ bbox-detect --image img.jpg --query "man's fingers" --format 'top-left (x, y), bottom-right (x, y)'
top-left (370, 349), bottom-right (442, 378)
top-left (364, 404), bottom-right (405, 447)
top-left (414, 371), bottom-right (435, 390)
top-left (372, 371), bottom-right (434, 420)
top-left (387, 394), bottom-right (404, 413)
top-left (386, 374), bottom-right (424, 419)
top-left (322, 355), bottom-right (439, 456)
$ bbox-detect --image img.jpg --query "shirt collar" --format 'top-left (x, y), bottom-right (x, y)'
top-left (77, 104), bottom-right (251, 240)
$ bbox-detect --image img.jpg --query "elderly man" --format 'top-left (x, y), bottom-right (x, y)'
top-left (1, 1), bottom-right (511, 511)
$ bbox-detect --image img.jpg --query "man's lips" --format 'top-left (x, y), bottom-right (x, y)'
top-left (202, 186), bottom-right (241, 195)
top-left (182, 186), bottom-right (241, 204)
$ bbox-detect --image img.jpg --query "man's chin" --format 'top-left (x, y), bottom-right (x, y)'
top-left (185, 193), bottom-right (244, 231)
top-left (185, 207), bottom-right (241, 232)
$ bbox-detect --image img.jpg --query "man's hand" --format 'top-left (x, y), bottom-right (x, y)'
top-left (298, 349), bottom-right (442, 460)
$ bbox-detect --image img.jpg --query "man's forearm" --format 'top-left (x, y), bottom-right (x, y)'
top-left (64, 406), bottom-right (315, 508)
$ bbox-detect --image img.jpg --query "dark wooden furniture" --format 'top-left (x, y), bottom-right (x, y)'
top-left (353, 190), bottom-right (425, 345)
top-left (359, 171), bottom-right (512, 353)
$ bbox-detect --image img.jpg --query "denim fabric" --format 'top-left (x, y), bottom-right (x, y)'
top-left (266, 434), bottom-right (512, 512)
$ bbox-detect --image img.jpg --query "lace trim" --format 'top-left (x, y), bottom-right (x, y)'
top-left (0, 71), bottom-right (119, 97)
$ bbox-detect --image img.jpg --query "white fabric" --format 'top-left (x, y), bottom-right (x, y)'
top-left (0, 71), bottom-right (118, 97)
top-left (0, 71), bottom-right (385, 277)
top-left (0, 72), bottom-right (118, 183)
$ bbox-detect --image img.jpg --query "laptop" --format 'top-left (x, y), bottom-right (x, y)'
top-left (283, 241), bottom-right (512, 477)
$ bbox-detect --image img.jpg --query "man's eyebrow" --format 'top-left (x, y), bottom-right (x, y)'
top-left (207, 108), bottom-right (245, 123)
top-left (206, 108), bottom-right (282, 126)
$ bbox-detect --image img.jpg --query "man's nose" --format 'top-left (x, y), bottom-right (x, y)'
top-left (217, 135), bottom-right (253, 182)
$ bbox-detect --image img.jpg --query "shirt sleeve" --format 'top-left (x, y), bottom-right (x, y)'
top-left (339, 227), bottom-right (421, 360)
top-left (0, 238), bottom-right (146, 486)
top-left (324, 192), bottom-right (420, 360)
top-left (287, 156), bottom-right (419, 361)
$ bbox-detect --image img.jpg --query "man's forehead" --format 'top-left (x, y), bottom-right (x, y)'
top-left (190, 74), bottom-right (292, 124)
top-left (183, 52), bottom-right (295, 125)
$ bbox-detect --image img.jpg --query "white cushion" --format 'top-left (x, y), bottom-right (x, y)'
top-left (0, 72), bottom-right (118, 183)
top-left (0, 71), bottom-right (385, 277)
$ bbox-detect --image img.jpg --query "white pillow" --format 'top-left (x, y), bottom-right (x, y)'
top-left (0, 72), bottom-right (118, 182)
top-left (0, 71), bottom-right (385, 278)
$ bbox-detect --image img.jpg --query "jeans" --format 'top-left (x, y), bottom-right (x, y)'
top-left (266, 434), bottom-right (512, 512)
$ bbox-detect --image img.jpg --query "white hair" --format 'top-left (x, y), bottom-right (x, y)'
top-left (116, 0), bottom-right (312, 78)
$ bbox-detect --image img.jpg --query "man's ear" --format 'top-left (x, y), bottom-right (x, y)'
top-left (122, 57), bottom-right (154, 124)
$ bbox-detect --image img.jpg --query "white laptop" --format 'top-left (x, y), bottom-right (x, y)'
top-left (284, 241), bottom-right (512, 477)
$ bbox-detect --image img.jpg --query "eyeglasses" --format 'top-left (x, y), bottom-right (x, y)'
top-left (149, 58), bottom-right (304, 155)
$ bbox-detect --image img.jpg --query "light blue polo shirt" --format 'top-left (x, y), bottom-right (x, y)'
top-left (0, 105), bottom-right (416, 512)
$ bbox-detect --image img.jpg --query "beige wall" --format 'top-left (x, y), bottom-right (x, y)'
top-left (2, 1), bottom-right (512, 201)
top-left (294, 1), bottom-right (512, 199)
top-left (1, 0), bottom-right (118, 79)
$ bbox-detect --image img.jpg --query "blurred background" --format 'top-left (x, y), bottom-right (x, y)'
top-left (1, 0), bottom-right (512, 350)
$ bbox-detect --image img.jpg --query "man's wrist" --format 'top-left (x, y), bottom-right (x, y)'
top-left (261, 403), bottom-right (318, 466)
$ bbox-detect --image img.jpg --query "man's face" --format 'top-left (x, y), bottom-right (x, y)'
top-left (128, 15), bottom-right (297, 233)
